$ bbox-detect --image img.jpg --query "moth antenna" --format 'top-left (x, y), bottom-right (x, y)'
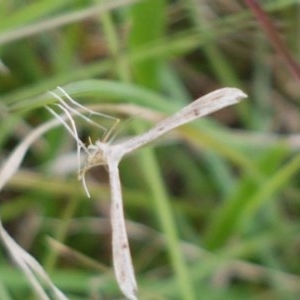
top-left (102, 118), bottom-right (120, 143)
top-left (102, 115), bottom-right (136, 144)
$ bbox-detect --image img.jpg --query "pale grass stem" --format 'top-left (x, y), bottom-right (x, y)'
top-left (48, 86), bottom-right (246, 300)
top-left (0, 117), bottom-right (73, 300)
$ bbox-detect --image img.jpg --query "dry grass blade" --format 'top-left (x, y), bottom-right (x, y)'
top-left (0, 119), bottom-right (68, 300)
top-left (0, 0), bottom-right (141, 45)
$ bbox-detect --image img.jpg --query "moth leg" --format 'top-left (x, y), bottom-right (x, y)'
top-left (47, 92), bottom-right (91, 196)
top-left (57, 86), bottom-right (119, 137)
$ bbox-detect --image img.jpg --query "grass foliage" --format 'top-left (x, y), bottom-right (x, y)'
top-left (1, 0), bottom-right (300, 299)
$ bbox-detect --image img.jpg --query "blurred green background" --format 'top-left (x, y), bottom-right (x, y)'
top-left (1, 0), bottom-right (300, 299)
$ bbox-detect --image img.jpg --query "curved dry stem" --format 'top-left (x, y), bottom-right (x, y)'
top-left (0, 118), bottom-right (69, 300)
